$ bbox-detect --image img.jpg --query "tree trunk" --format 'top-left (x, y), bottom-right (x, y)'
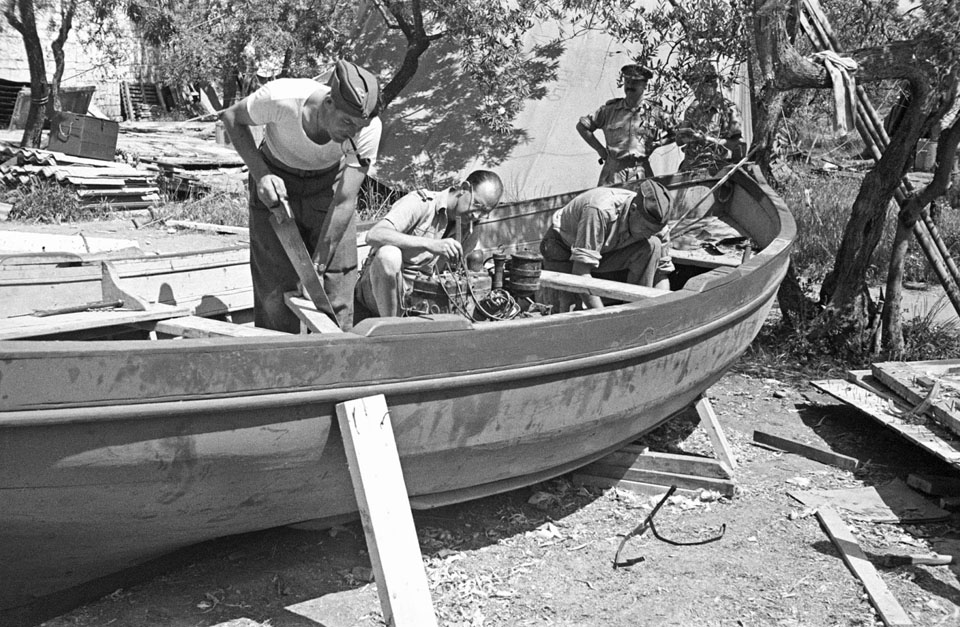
top-left (378, 3), bottom-right (432, 110)
top-left (380, 34), bottom-right (430, 109)
top-left (881, 215), bottom-right (912, 356)
top-left (49, 0), bottom-right (78, 116)
top-left (13, 0), bottom-right (48, 148)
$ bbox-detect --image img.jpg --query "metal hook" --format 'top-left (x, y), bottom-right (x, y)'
top-left (613, 485), bottom-right (726, 569)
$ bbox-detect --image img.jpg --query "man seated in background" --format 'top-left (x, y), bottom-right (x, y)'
top-left (539, 179), bottom-right (675, 310)
top-left (355, 170), bottom-right (504, 318)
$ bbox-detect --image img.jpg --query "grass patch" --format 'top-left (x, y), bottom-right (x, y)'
top-left (1, 180), bottom-right (111, 223)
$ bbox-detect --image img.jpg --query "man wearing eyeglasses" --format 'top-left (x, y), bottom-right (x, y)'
top-left (220, 59), bottom-right (382, 332)
top-left (356, 170), bottom-right (504, 318)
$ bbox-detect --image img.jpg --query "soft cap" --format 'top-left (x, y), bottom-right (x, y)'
top-left (629, 179), bottom-right (672, 230)
top-left (328, 60), bottom-right (380, 119)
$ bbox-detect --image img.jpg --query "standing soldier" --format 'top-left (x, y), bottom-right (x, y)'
top-left (576, 64), bottom-right (672, 186)
top-left (676, 62), bottom-right (745, 173)
top-left (220, 59), bottom-right (382, 332)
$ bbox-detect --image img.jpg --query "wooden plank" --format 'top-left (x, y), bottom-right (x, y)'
top-left (812, 376), bottom-right (960, 469)
top-left (872, 361), bottom-right (960, 437)
top-left (905, 473), bottom-right (960, 497)
top-left (578, 461), bottom-right (736, 496)
top-left (149, 315), bottom-right (287, 338)
top-left (695, 395), bottom-right (737, 469)
top-left (0, 302), bottom-right (190, 339)
top-left (572, 473), bottom-right (703, 498)
top-left (336, 395), bottom-right (439, 627)
top-left (538, 269), bottom-right (668, 301)
top-left (284, 292), bottom-right (343, 334)
top-left (270, 214), bottom-right (338, 326)
top-left (753, 430), bottom-right (860, 470)
top-left (166, 219), bottom-right (250, 236)
top-left (0, 231), bottom-right (141, 254)
top-left (816, 507), bottom-right (913, 627)
top-left (596, 445), bottom-right (733, 479)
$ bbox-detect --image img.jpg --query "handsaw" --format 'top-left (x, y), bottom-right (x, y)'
top-left (269, 198), bottom-right (340, 329)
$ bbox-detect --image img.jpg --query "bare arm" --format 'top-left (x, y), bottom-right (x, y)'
top-left (576, 121), bottom-right (607, 161)
top-left (366, 222), bottom-right (463, 260)
top-left (220, 100), bottom-right (286, 210)
top-left (571, 260), bottom-right (604, 309)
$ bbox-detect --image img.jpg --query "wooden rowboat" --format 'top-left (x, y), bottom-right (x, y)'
top-left (0, 166), bottom-right (794, 619)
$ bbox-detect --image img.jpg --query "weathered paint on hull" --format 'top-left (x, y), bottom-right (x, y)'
top-left (0, 168), bottom-right (795, 613)
top-left (0, 279), bottom-right (778, 609)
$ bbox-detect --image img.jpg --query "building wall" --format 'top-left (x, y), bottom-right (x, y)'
top-left (0, 12), bottom-right (146, 120)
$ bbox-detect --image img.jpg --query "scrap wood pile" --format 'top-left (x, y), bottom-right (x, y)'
top-left (0, 145), bottom-right (160, 211)
top-left (814, 359), bottom-right (960, 483)
top-left (115, 123), bottom-right (246, 200)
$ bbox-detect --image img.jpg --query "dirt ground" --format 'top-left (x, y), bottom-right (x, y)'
top-left (5, 220), bottom-right (960, 627)
top-left (29, 367), bottom-right (960, 627)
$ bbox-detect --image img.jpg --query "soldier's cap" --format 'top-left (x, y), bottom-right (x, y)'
top-left (328, 60), bottom-right (380, 119)
top-left (620, 64), bottom-right (654, 81)
top-left (629, 179), bottom-right (671, 227)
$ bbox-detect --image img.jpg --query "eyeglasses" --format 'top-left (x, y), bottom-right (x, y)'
top-left (466, 188), bottom-right (497, 219)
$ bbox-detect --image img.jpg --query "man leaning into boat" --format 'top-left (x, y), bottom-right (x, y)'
top-left (220, 59), bottom-right (382, 332)
top-left (355, 171), bottom-right (504, 318)
top-left (539, 179), bottom-right (675, 310)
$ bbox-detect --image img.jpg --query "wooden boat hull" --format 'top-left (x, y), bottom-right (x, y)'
top-left (0, 168), bottom-right (794, 613)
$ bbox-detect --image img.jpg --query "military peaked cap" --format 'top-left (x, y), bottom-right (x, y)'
top-left (620, 64), bottom-right (654, 81)
top-left (328, 60), bottom-right (381, 119)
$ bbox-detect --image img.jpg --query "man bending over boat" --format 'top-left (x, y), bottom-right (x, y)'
top-left (539, 179), bottom-right (674, 310)
top-left (355, 171), bottom-right (504, 318)
top-left (220, 59), bottom-right (382, 332)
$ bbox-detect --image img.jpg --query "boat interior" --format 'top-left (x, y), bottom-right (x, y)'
top-left (0, 169), bottom-right (782, 343)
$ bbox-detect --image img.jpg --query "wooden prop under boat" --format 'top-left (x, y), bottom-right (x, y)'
top-left (0, 167), bottom-right (795, 619)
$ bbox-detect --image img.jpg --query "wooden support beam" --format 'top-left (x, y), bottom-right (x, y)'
top-left (753, 430), bottom-right (859, 470)
top-left (816, 507), bottom-right (913, 627)
top-left (538, 269), bottom-right (668, 301)
top-left (695, 395), bottom-right (737, 470)
top-left (336, 395), bottom-right (439, 627)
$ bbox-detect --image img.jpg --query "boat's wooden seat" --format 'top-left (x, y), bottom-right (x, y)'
top-left (538, 270), bottom-right (669, 302)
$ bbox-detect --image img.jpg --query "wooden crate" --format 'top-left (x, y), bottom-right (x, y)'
top-left (46, 112), bottom-right (119, 161)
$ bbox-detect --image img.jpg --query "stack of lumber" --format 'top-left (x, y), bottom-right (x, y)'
top-left (0, 146), bottom-right (160, 211)
top-left (814, 360), bottom-right (960, 473)
top-left (115, 124), bottom-right (246, 199)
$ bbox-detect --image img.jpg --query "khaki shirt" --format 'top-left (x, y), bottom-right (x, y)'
top-left (372, 190), bottom-right (480, 281)
top-left (550, 187), bottom-right (643, 267)
top-left (680, 97), bottom-right (743, 170)
top-left (580, 98), bottom-right (671, 160)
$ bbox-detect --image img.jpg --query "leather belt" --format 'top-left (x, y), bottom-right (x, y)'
top-left (261, 147), bottom-right (339, 179)
top-left (614, 155), bottom-right (649, 167)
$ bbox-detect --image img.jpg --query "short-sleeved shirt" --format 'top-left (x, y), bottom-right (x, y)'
top-left (680, 97), bottom-right (743, 168)
top-left (550, 187), bottom-right (643, 268)
top-left (371, 190), bottom-right (481, 281)
top-left (579, 98), bottom-right (671, 160)
top-left (245, 78), bottom-right (382, 171)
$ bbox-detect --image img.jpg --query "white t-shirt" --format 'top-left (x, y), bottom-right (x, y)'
top-left (245, 78), bottom-right (382, 172)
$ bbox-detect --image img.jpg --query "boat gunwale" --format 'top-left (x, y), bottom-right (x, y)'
top-left (0, 266), bottom-right (783, 425)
